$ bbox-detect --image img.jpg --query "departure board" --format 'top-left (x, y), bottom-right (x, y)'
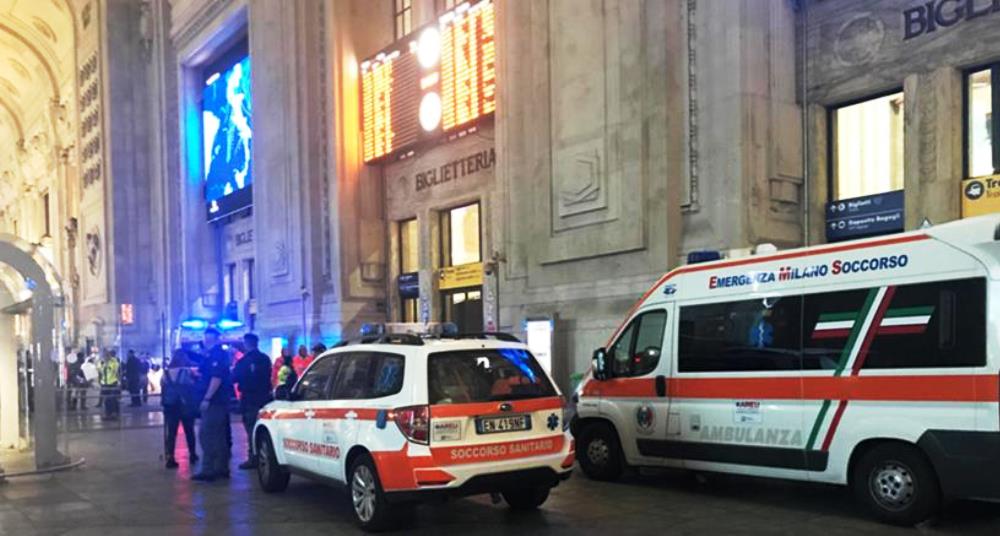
top-left (361, 0), bottom-right (496, 163)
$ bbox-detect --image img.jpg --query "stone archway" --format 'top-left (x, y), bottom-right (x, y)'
top-left (0, 234), bottom-right (68, 469)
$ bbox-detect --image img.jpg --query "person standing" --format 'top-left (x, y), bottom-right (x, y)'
top-left (271, 346), bottom-right (293, 388)
top-left (232, 333), bottom-right (272, 470)
top-left (81, 354), bottom-right (99, 409)
top-left (161, 349), bottom-right (199, 469)
top-left (139, 353), bottom-right (150, 405)
top-left (192, 328), bottom-right (234, 482)
top-left (67, 352), bottom-right (88, 411)
top-left (125, 350), bottom-right (143, 407)
top-left (292, 345), bottom-right (312, 377)
top-left (98, 350), bottom-right (121, 420)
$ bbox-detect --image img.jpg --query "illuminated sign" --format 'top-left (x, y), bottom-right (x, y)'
top-left (120, 303), bottom-right (134, 326)
top-left (961, 176), bottom-right (1000, 217)
top-left (361, 0), bottom-right (496, 163)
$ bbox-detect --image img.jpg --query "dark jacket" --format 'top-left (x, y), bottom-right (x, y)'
top-left (233, 349), bottom-right (273, 408)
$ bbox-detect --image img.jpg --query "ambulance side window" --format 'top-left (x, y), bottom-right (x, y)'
top-left (678, 297), bottom-right (802, 372)
top-left (865, 278), bottom-right (985, 369)
top-left (607, 310), bottom-right (667, 378)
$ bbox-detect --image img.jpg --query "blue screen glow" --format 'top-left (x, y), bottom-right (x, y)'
top-left (203, 55), bottom-right (252, 216)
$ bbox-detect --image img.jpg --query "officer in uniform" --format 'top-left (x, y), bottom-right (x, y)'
top-left (192, 328), bottom-right (234, 482)
top-left (232, 333), bottom-right (272, 469)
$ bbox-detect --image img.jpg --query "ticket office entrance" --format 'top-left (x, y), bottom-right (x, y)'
top-left (440, 202), bottom-right (483, 333)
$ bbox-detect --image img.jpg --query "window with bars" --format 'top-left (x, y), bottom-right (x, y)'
top-left (436, 0), bottom-right (458, 13)
top-left (394, 0), bottom-right (412, 39)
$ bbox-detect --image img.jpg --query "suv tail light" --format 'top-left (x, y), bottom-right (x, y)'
top-left (391, 405), bottom-right (430, 445)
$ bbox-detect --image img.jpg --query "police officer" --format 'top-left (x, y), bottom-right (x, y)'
top-left (192, 328), bottom-right (234, 482)
top-left (98, 350), bottom-right (121, 421)
top-left (232, 333), bottom-right (272, 470)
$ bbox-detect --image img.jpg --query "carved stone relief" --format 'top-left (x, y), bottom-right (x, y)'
top-left (834, 13), bottom-right (885, 67)
top-left (85, 226), bottom-right (102, 277)
top-left (556, 142), bottom-right (606, 217)
top-left (271, 240), bottom-right (290, 277)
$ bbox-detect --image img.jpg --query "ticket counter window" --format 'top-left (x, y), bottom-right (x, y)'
top-left (968, 68), bottom-right (998, 178)
top-left (399, 218), bottom-right (419, 322)
top-left (831, 92), bottom-right (905, 200)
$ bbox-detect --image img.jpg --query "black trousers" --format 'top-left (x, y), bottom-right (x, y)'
top-left (241, 401), bottom-right (266, 460)
top-left (101, 387), bottom-right (119, 417)
top-left (164, 405), bottom-right (197, 460)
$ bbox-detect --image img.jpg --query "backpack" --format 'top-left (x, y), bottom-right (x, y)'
top-left (161, 368), bottom-right (191, 408)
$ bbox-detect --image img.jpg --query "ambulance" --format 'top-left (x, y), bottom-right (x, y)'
top-left (573, 215), bottom-right (1000, 525)
top-left (252, 330), bottom-right (574, 531)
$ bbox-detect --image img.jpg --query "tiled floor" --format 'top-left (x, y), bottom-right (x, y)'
top-left (2, 421), bottom-right (999, 535)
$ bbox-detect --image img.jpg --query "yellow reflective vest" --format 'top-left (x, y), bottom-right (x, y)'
top-left (99, 358), bottom-right (120, 387)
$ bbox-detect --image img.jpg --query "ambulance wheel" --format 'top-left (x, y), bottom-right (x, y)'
top-left (502, 485), bottom-right (551, 510)
top-left (578, 422), bottom-right (624, 481)
top-left (256, 432), bottom-right (290, 493)
top-left (348, 454), bottom-right (395, 532)
top-left (852, 443), bottom-right (941, 526)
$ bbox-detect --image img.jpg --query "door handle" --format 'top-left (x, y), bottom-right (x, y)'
top-left (655, 375), bottom-right (667, 398)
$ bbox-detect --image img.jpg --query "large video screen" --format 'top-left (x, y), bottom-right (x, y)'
top-left (203, 49), bottom-right (252, 220)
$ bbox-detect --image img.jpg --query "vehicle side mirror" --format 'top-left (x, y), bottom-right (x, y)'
top-left (592, 348), bottom-right (609, 381)
top-left (642, 347), bottom-right (661, 361)
top-left (274, 385), bottom-right (291, 401)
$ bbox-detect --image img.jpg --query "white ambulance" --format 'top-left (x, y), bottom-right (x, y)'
top-left (573, 215), bottom-right (1000, 525)
top-left (253, 331), bottom-right (574, 531)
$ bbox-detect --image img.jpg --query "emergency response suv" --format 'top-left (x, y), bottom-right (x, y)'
top-left (573, 215), bottom-right (1000, 525)
top-left (253, 329), bottom-right (574, 531)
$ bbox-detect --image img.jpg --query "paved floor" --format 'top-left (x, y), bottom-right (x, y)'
top-left (2, 419), bottom-right (999, 535)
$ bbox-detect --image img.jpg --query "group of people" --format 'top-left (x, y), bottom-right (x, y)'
top-left (63, 348), bottom-right (157, 420)
top-left (159, 329), bottom-right (326, 482)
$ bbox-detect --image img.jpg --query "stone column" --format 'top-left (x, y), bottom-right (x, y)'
top-left (684, 0), bottom-right (803, 253)
top-left (903, 67), bottom-right (963, 228)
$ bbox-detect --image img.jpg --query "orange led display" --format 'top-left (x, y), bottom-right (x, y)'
top-left (361, 0), bottom-right (496, 163)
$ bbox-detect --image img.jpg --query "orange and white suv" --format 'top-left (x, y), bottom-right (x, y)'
top-left (252, 329), bottom-right (575, 531)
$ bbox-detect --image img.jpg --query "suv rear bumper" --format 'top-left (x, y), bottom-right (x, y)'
top-left (386, 466), bottom-right (572, 503)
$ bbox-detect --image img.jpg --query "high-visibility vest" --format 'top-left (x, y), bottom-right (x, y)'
top-left (99, 358), bottom-right (120, 387)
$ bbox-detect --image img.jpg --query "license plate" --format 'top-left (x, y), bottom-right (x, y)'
top-left (476, 414), bottom-right (531, 434)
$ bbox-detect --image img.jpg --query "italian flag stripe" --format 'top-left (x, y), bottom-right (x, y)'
top-left (811, 309), bottom-right (932, 339)
top-left (805, 288), bottom-right (880, 451)
top-left (817, 311), bottom-right (858, 322)
top-left (883, 306), bottom-right (934, 318)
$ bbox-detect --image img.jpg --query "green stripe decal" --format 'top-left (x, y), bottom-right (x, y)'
top-left (806, 287), bottom-right (880, 451)
top-left (883, 306), bottom-right (934, 318)
top-left (805, 400), bottom-right (832, 451)
top-left (816, 311), bottom-right (857, 322)
top-left (832, 289), bottom-right (878, 376)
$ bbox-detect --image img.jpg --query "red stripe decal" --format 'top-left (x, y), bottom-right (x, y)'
top-left (430, 435), bottom-right (565, 466)
top-left (810, 329), bottom-right (852, 340)
top-left (876, 325), bottom-right (928, 335)
top-left (587, 375), bottom-right (1000, 403)
top-left (820, 400), bottom-right (849, 451)
top-left (852, 287), bottom-right (896, 375)
top-left (311, 408), bottom-right (380, 420)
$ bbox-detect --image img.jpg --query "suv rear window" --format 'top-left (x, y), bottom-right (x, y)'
top-left (428, 349), bottom-right (557, 404)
